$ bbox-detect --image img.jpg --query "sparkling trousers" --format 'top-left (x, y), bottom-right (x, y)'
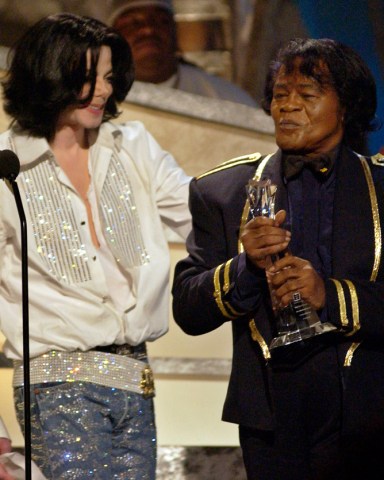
top-left (14, 381), bottom-right (157, 479)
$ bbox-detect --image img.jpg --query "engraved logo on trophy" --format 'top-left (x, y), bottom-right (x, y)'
top-left (246, 178), bottom-right (336, 349)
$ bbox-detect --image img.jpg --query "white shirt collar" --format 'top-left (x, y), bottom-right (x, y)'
top-left (9, 123), bottom-right (123, 169)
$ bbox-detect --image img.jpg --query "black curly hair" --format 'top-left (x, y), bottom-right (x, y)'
top-left (2, 13), bottom-right (135, 140)
top-left (262, 38), bottom-right (379, 152)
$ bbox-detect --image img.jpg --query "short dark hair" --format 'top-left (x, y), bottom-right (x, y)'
top-left (262, 38), bottom-right (379, 151)
top-left (2, 13), bottom-right (135, 140)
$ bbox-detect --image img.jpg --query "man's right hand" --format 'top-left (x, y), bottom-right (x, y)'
top-left (0, 462), bottom-right (15, 480)
top-left (241, 209), bottom-right (291, 269)
top-left (0, 438), bottom-right (14, 480)
top-left (0, 439), bottom-right (11, 455)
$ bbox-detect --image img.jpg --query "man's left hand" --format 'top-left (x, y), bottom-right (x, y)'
top-left (267, 254), bottom-right (325, 310)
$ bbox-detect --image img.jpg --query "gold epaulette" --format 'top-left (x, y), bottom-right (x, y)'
top-left (195, 152), bottom-right (262, 180)
top-left (371, 152), bottom-right (384, 166)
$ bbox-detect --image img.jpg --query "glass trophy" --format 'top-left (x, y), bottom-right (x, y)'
top-left (246, 178), bottom-right (337, 350)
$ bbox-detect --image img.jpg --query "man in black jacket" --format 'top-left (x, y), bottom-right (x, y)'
top-left (172, 38), bottom-right (384, 480)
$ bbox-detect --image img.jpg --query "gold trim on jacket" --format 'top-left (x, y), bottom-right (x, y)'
top-left (341, 155), bottom-right (382, 365)
top-left (234, 153), bottom-right (382, 365)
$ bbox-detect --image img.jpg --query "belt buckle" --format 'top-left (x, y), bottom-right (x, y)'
top-left (115, 344), bottom-right (134, 356)
top-left (141, 366), bottom-right (155, 398)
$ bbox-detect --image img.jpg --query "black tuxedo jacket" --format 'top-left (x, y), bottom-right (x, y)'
top-left (172, 146), bottom-right (384, 434)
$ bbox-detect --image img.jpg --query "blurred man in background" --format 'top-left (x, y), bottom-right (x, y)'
top-left (108, 0), bottom-right (258, 106)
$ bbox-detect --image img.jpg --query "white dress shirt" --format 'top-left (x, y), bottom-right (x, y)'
top-left (0, 121), bottom-right (191, 360)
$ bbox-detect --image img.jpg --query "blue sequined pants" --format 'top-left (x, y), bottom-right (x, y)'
top-left (14, 381), bottom-right (157, 479)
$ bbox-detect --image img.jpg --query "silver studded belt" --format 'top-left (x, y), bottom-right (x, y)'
top-left (13, 349), bottom-right (155, 398)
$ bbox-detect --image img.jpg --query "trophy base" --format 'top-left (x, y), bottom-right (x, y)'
top-left (269, 321), bottom-right (337, 350)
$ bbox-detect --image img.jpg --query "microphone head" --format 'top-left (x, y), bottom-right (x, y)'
top-left (0, 149), bottom-right (20, 181)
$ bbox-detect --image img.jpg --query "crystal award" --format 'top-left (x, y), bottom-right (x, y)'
top-left (246, 178), bottom-right (336, 349)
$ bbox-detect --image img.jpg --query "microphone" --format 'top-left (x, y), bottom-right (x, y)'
top-left (0, 149), bottom-right (20, 181)
top-left (0, 148), bottom-right (31, 478)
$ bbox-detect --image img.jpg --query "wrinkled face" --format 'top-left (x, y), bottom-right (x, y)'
top-left (113, 6), bottom-right (177, 81)
top-left (58, 46), bottom-right (113, 132)
top-left (271, 58), bottom-right (345, 156)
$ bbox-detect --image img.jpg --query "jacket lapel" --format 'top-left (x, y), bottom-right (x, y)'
top-left (332, 147), bottom-right (377, 279)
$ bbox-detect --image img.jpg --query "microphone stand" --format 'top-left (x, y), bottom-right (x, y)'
top-left (10, 179), bottom-right (31, 480)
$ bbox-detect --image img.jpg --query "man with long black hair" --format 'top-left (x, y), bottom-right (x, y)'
top-left (0, 12), bottom-right (191, 479)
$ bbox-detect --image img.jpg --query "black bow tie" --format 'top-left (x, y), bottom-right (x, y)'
top-left (283, 153), bottom-right (334, 180)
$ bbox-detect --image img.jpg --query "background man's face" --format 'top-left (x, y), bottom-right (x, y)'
top-left (113, 6), bottom-right (177, 82)
top-left (271, 58), bottom-right (345, 156)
